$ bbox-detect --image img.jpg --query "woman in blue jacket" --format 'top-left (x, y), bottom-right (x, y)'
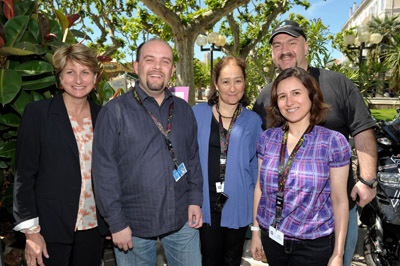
top-left (193, 56), bottom-right (262, 266)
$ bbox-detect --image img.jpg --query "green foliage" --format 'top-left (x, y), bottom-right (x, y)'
top-left (0, 0), bottom-right (102, 214)
top-left (301, 17), bottom-right (334, 68)
top-left (383, 32), bottom-right (400, 94)
top-left (240, 13), bottom-right (335, 100)
top-left (193, 58), bottom-right (209, 100)
top-left (332, 27), bottom-right (359, 65)
top-left (368, 15), bottom-right (400, 48)
top-left (370, 109), bottom-right (398, 121)
top-left (326, 62), bottom-right (358, 81)
top-left (332, 15), bottom-right (400, 96)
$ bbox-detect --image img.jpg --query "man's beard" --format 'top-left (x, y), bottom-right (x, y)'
top-left (277, 52), bottom-right (297, 71)
top-left (278, 61), bottom-right (298, 72)
top-left (146, 80), bottom-right (165, 92)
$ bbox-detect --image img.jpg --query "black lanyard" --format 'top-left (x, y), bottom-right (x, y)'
top-left (133, 89), bottom-right (179, 169)
top-left (217, 103), bottom-right (241, 182)
top-left (273, 125), bottom-right (313, 228)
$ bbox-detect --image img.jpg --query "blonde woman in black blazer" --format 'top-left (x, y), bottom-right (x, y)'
top-left (13, 44), bottom-right (107, 266)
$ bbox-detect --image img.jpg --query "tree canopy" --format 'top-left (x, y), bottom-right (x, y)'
top-left (37, 0), bottom-right (317, 104)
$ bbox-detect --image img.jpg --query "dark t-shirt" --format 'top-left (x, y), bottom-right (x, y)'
top-left (253, 67), bottom-right (376, 209)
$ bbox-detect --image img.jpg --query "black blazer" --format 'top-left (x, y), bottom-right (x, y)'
top-left (13, 93), bottom-right (107, 243)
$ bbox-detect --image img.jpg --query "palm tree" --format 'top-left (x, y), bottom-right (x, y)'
top-left (383, 33), bottom-right (400, 94)
top-left (368, 15), bottom-right (400, 46)
top-left (368, 15), bottom-right (400, 95)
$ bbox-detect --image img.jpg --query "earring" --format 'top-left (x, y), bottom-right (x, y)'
top-left (60, 85), bottom-right (64, 90)
top-left (216, 90), bottom-right (219, 96)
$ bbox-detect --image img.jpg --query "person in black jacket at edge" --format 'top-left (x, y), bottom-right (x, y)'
top-left (13, 44), bottom-right (107, 266)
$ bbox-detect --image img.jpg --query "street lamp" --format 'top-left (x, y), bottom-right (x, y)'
top-left (343, 24), bottom-right (383, 68)
top-left (343, 25), bottom-right (383, 94)
top-left (196, 32), bottom-right (226, 78)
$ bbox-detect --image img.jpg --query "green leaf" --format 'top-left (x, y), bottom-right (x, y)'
top-left (0, 113), bottom-right (21, 127)
top-left (13, 0), bottom-right (35, 17)
top-left (0, 160), bottom-right (7, 168)
top-left (47, 40), bottom-right (67, 52)
top-left (0, 69), bottom-right (22, 105)
top-left (20, 18), bottom-right (41, 44)
top-left (102, 82), bottom-right (116, 106)
top-left (6, 60), bottom-right (20, 69)
top-left (44, 52), bottom-right (54, 65)
top-left (22, 75), bottom-right (56, 90)
top-left (64, 29), bottom-right (76, 44)
top-left (43, 91), bottom-right (53, 99)
top-left (0, 41), bottom-right (45, 56)
top-left (70, 29), bottom-right (92, 41)
top-left (53, 9), bottom-right (69, 32)
top-left (0, 46), bottom-right (35, 56)
top-left (31, 91), bottom-right (45, 101)
top-left (15, 61), bottom-right (54, 76)
top-left (49, 19), bottom-right (63, 40)
top-left (0, 141), bottom-right (16, 158)
top-left (12, 90), bottom-right (31, 114)
top-left (3, 130), bottom-right (18, 139)
top-left (20, 31), bottom-right (38, 44)
top-left (14, 42), bottom-right (46, 54)
top-left (27, 17), bottom-right (41, 43)
top-left (4, 16), bottom-right (30, 47)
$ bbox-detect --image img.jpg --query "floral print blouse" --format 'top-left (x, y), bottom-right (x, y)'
top-left (70, 116), bottom-right (98, 231)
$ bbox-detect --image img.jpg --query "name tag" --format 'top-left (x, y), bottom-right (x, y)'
top-left (215, 182), bottom-right (224, 193)
top-left (269, 225), bottom-right (284, 246)
top-left (173, 163), bottom-right (187, 182)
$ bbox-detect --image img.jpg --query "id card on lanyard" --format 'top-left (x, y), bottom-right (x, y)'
top-left (133, 89), bottom-right (187, 182)
top-left (216, 103), bottom-right (241, 193)
top-left (270, 125), bottom-right (313, 245)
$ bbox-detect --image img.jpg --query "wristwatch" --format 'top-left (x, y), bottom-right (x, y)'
top-left (358, 176), bottom-right (378, 188)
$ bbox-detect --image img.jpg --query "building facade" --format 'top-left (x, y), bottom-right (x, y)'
top-left (342, 0), bottom-right (400, 31)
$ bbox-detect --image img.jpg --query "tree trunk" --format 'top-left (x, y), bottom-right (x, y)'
top-left (197, 82), bottom-right (203, 101)
top-left (174, 35), bottom-right (197, 106)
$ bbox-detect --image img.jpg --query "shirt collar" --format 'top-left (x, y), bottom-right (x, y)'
top-left (134, 81), bottom-right (173, 104)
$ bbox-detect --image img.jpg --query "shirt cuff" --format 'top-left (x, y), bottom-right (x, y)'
top-left (13, 217), bottom-right (39, 232)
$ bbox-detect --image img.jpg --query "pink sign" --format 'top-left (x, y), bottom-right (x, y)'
top-left (169, 86), bottom-right (189, 102)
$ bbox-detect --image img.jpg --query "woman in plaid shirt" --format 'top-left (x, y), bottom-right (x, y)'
top-left (250, 67), bottom-right (351, 266)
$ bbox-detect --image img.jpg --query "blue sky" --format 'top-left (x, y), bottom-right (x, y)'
top-left (194, 0), bottom-right (364, 61)
top-left (289, 0), bottom-right (364, 59)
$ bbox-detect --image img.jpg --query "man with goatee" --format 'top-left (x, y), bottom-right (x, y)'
top-left (93, 38), bottom-right (203, 266)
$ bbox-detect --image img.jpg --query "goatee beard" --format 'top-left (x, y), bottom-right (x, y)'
top-left (147, 81), bottom-right (165, 92)
top-left (278, 61), bottom-right (298, 72)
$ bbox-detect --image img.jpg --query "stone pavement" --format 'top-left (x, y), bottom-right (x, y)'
top-left (102, 224), bottom-right (368, 266)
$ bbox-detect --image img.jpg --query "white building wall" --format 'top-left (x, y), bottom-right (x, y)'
top-left (342, 0), bottom-right (400, 32)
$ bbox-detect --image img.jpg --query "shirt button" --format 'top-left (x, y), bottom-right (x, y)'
top-left (169, 186), bottom-right (172, 190)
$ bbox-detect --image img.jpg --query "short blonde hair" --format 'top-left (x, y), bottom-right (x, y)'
top-left (53, 44), bottom-right (100, 78)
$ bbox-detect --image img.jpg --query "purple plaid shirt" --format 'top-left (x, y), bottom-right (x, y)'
top-left (256, 125), bottom-right (351, 240)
